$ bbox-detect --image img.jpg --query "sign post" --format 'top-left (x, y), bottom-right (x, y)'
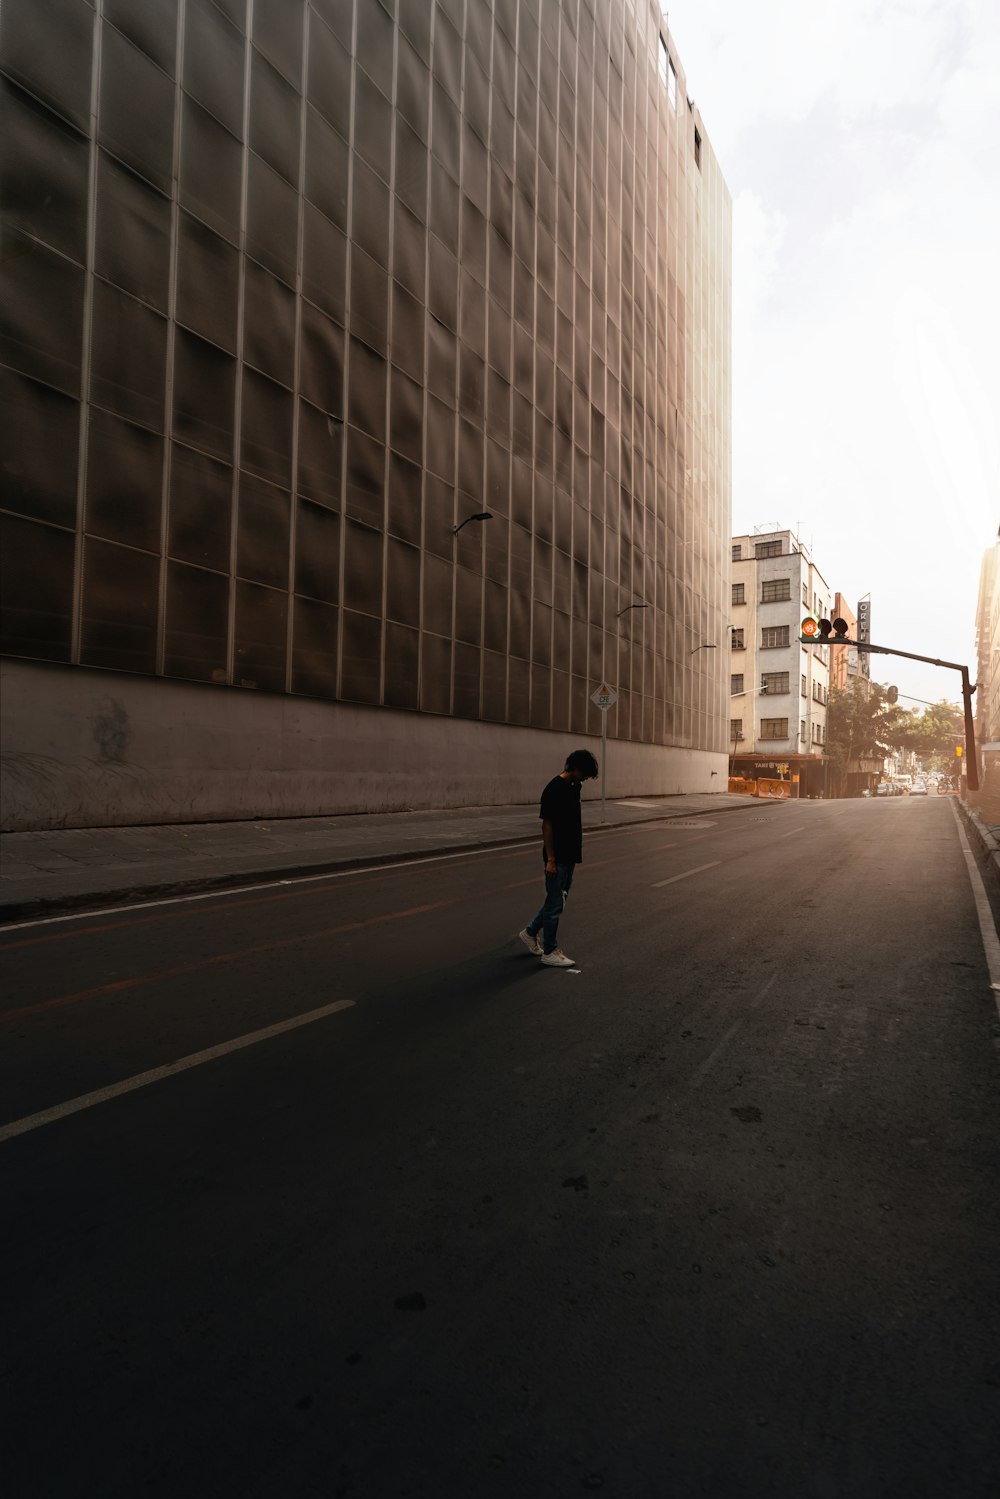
top-left (590, 683), bottom-right (618, 822)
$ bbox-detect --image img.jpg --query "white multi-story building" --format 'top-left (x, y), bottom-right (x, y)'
top-left (729, 527), bottom-right (832, 796)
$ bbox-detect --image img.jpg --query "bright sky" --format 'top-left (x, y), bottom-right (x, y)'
top-left (668, 0), bottom-right (1000, 708)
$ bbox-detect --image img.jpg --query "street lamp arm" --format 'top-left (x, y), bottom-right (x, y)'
top-left (616, 603), bottom-right (649, 617)
top-left (453, 511), bottom-right (494, 535)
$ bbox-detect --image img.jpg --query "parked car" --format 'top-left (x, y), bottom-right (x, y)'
top-left (876, 782), bottom-right (892, 796)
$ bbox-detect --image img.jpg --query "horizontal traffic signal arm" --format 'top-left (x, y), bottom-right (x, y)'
top-left (795, 634), bottom-right (979, 792)
top-left (798, 635), bottom-right (966, 672)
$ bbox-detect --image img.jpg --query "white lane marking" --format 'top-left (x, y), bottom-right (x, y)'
top-left (688, 1018), bottom-right (744, 1084)
top-left (616, 800), bottom-right (661, 808)
top-left (0, 842), bottom-right (549, 931)
top-left (688, 974), bottom-right (778, 1088)
top-left (2, 815), bottom-right (687, 934)
top-left (779, 826), bottom-right (805, 838)
top-left (0, 999), bottom-right (356, 1145)
top-left (950, 804), bottom-right (1000, 1018)
top-left (652, 860), bottom-right (721, 889)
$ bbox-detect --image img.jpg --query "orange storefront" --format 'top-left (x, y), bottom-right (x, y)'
top-left (729, 753), bottom-right (830, 799)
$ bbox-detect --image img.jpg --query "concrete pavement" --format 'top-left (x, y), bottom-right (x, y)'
top-left (0, 791), bottom-right (759, 920)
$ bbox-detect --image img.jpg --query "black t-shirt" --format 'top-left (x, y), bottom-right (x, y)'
top-left (539, 774), bottom-right (583, 864)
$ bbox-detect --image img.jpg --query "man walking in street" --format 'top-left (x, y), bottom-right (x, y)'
top-left (519, 748), bottom-right (599, 968)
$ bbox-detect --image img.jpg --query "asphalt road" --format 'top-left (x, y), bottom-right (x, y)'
top-left (2, 797), bottom-right (998, 1498)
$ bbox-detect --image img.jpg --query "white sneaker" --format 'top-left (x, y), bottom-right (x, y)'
top-left (518, 928), bottom-right (542, 955)
top-left (540, 948), bottom-right (575, 967)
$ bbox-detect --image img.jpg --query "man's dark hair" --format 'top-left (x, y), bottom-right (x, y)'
top-left (565, 749), bottom-right (599, 779)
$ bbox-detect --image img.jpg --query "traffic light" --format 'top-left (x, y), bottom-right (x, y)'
top-left (886, 686), bottom-right (898, 704)
top-left (800, 616), bottom-right (850, 644)
top-left (955, 745), bottom-right (963, 757)
top-left (817, 617), bottom-right (850, 641)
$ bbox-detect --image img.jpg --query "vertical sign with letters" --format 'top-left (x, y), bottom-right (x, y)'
top-left (857, 599), bottom-right (871, 678)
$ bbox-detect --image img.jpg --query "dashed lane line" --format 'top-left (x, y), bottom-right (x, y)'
top-left (0, 999), bottom-right (357, 1145)
top-left (652, 860), bottom-right (721, 889)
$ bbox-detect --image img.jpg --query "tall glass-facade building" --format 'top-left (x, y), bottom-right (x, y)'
top-left (0, 0), bottom-right (731, 829)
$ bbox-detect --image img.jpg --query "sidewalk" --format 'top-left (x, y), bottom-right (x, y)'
top-left (958, 798), bottom-right (1000, 906)
top-left (0, 793), bottom-right (759, 921)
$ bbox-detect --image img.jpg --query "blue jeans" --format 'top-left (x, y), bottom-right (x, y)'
top-left (527, 861), bottom-right (576, 954)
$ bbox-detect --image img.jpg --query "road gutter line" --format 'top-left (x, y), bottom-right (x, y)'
top-left (1, 809), bottom-right (754, 934)
top-left (652, 860), bottom-right (721, 889)
top-left (0, 999), bottom-right (357, 1145)
top-left (1, 844), bottom-right (547, 932)
top-left (951, 803), bottom-right (1000, 1019)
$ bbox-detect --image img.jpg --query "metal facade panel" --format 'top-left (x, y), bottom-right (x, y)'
top-left (0, 0), bottom-right (730, 753)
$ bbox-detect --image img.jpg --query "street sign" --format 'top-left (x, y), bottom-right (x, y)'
top-left (857, 598), bottom-right (871, 678)
top-left (591, 684), bottom-right (617, 824)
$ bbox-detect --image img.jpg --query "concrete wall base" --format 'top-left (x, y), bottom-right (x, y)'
top-left (1, 660), bottom-right (728, 831)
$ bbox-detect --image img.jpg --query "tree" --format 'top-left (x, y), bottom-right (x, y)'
top-left (894, 699), bottom-right (964, 770)
top-left (826, 680), bottom-right (912, 795)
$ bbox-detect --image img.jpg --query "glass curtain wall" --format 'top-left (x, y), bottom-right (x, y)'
top-left (0, 0), bottom-right (731, 751)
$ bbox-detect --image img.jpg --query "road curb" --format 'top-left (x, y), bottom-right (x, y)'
top-left (0, 800), bottom-right (759, 924)
top-left (957, 801), bottom-right (1000, 902)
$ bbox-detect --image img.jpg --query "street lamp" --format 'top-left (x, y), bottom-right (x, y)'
top-left (616, 603), bottom-right (649, 619)
top-left (729, 680), bottom-right (769, 777)
top-left (694, 625), bottom-right (744, 655)
top-left (453, 511), bottom-right (493, 535)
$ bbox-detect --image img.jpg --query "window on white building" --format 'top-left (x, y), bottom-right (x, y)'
top-left (731, 673), bottom-right (744, 694)
top-left (762, 671), bottom-right (789, 694)
top-left (761, 578), bottom-right (791, 603)
top-left (760, 718), bottom-right (789, 740)
top-left (732, 582), bottom-right (745, 605)
top-left (731, 628), bottom-right (745, 650)
top-left (761, 625), bottom-right (789, 649)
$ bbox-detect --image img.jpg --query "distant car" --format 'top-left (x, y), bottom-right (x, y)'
top-left (911, 781), bottom-right (927, 796)
top-left (876, 782), bottom-right (892, 796)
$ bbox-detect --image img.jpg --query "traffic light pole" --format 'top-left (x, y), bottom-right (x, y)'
top-left (805, 636), bottom-right (979, 792)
